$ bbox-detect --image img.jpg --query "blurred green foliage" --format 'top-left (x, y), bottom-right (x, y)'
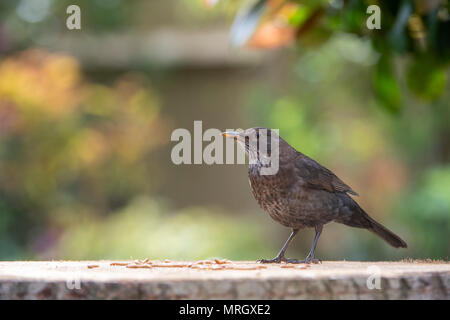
top-left (396, 167), bottom-right (450, 258)
top-left (55, 197), bottom-right (274, 260)
top-left (231, 0), bottom-right (449, 112)
top-left (0, 0), bottom-right (448, 261)
top-left (0, 49), bottom-right (169, 258)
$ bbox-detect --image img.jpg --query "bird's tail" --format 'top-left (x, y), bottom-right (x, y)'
top-left (365, 215), bottom-right (407, 248)
top-left (335, 196), bottom-right (407, 248)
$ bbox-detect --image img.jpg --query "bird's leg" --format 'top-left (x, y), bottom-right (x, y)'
top-left (258, 229), bottom-right (298, 263)
top-left (285, 225), bottom-right (323, 264)
top-left (303, 224), bottom-right (323, 264)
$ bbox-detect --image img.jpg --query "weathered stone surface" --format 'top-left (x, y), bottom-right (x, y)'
top-left (0, 261), bottom-right (448, 300)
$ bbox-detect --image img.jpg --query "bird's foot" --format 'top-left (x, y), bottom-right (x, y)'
top-left (259, 257), bottom-right (322, 264)
top-left (284, 258), bottom-right (306, 264)
top-left (257, 256), bottom-right (284, 264)
top-left (257, 256), bottom-right (321, 264)
top-left (298, 257), bottom-right (321, 264)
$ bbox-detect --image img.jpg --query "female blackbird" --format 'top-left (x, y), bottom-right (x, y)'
top-left (223, 128), bottom-right (407, 264)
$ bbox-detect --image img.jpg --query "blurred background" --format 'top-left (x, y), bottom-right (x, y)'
top-left (0, 0), bottom-right (448, 261)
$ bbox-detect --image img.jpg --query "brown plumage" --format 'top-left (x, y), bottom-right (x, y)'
top-left (222, 127), bottom-right (407, 264)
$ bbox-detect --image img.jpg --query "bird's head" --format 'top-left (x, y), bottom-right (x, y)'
top-left (222, 127), bottom-right (284, 162)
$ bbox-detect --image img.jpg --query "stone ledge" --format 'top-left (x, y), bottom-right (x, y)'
top-left (0, 261), bottom-right (448, 299)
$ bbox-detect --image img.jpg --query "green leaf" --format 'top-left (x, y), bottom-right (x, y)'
top-left (407, 57), bottom-right (447, 101)
top-left (288, 6), bottom-right (312, 27)
top-left (373, 55), bottom-right (402, 113)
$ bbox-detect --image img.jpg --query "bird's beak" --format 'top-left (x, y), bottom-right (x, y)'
top-left (222, 131), bottom-right (241, 140)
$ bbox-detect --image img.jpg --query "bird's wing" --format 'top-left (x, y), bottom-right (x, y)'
top-left (294, 155), bottom-right (359, 196)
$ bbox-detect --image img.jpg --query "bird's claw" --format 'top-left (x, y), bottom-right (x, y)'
top-left (281, 258), bottom-right (320, 264)
top-left (257, 257), bottom-right (322, 264)
top-left (300, 257), bottom-right (321, 264)
top-left (257, 257), bottom-right (284, 264)
top-left (282, 258), bottom-right (302, 264)
top-left (305, 258), bottom-right (321, 264)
